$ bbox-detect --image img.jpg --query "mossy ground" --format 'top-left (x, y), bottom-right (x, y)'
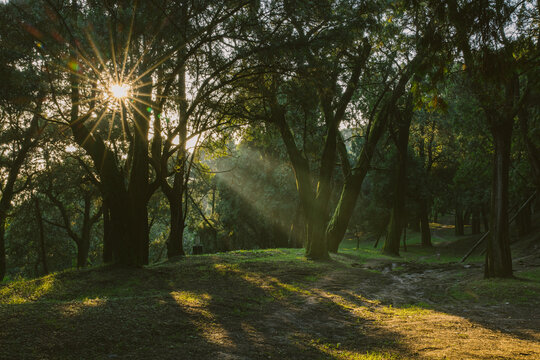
top-left (1, 229), bottom-right (539, 360)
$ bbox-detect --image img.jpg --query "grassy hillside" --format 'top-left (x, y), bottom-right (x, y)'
top-left (1, 234), bottom-right (540, 360)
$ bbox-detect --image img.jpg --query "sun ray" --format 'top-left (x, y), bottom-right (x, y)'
top-left (129, 91), bottom-right (184, 101)
top-left (71, 96), bottom-right (104, 108)
top-left (82, 106), bottom-right (110, 147)
top-left (124, 26), bottom-right (168, 82)
top-left (125, 99), bottom-right (150, 137)
top-left (120, 0), bottom-right (138, 84)
top-left (106, 106), bottom-right (118, 145)
top-left (129, 79), bottom-right (158, 90)
top-left (72, 47), bottom-right (104, 80)
top-left (109, 21), bottom-right (119, 83)
top-left (120, 102), bottom-right (128, 142)
top-left (124, 100), bottom-right (141, 140)
top-left (70, 98), bottom-right (110, 127)
top-left (126, 98), bottom-right (151, 122)
top-left (127, 95), bottom-right (157, 110)
top-left (128, 48), bottom-right (179, 85)
top-left (129, 71), bottom-right (179, 91)
top-left (85, 29), bottom-right (110, 74)
top-left (49, 62), bottom-right (101, 85)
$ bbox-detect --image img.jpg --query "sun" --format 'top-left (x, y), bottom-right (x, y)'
top-left (109, 83), bottom-right (130, 99)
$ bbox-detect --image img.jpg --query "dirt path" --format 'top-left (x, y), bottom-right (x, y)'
top-left (299, 262), bottom-right (540, 359)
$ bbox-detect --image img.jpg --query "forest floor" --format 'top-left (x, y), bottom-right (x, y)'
top-left (1, 223), bottom-right (540, 360)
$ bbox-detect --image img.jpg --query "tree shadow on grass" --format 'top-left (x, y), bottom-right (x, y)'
top-left (4, 250), bottom-right (539, 359)
top-left (0, 257), bottom-right (424, 360)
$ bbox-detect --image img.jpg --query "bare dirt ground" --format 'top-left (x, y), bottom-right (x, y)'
top-left (1, 246), bottom-right (539, 360)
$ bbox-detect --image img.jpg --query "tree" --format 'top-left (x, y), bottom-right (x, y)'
top-left (39, 156), bottom-right (102, 268)
top-left (383, 97), bottom-right (413, 256)
top-left (447, 0), bottom-right (538, 277)
top-left (9, 0), bottom-right (249, 267)
top-left (231, 0), bottom-right (436, 259)
top-left (0, 1), bottom-right (46, 281)
top-left (0, 109), bottom-right (43, 281)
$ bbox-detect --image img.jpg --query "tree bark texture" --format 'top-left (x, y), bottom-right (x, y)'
top-left (485, 120), bottom-right (513, 278)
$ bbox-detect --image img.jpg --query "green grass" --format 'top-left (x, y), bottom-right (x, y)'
top-left (448, 277), bottom-right (540, 305)
top-left (0, 249), bottom-right (333, 304)
top-left (1, 230), bottom-right (539, 360)
top-left (518, 267), bottom-right (540, 282)
top-left (338, 229), bottom-right (484, 265)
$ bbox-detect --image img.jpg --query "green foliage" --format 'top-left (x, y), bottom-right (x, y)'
top-left (195, 140), bottom-right (298, 252)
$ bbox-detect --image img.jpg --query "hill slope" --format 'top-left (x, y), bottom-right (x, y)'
top-left (1, 246), bottom-right (540, 360)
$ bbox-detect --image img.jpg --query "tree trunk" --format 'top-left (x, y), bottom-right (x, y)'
top-left (481, 204), bottom-right (490, 232)
top-left (463, 208), bottom-right (471, 225)
top-left (383, 105), bottom-right (411, 256)
top-left (326, 58), bottom-right (421, 253)
top-left (326, 175), bottom-right (364, 253)
top-left (167, 194), bottom-right (185, 258)
top-left (455, 206), bottom-right (464, 236)
top-left (77, 240), bottom-right (90, 269)
top-left (34, 197), bottom-right (49, 275)
top-left (402, 226), bottom-right (407, 251)
top-left (102, 200), bottom-right (113, 263)
top-left (304, 98), bottom-right (340, 260)
top-left (77, 193), bottom-right (92, 268)
top-left (128, 101), bottom-right (150, 266)
top-left (161, 64), bottom-right (188, 259)
top-left (305, 203), bottom-right (330, 259)
top-left (471, 208), bottom-right (481, 234)
top-left (0, 213), bottom-right (6, 282)
top-left (411, 217), bottom-right (421, 232)
top-left (326, 105), bottom-right (389, 252)
top-left (419, 199), bottom-right (432, 247)
top-left (485, 120), bottom-right (513, 278)
top-left (273, 102), bottom-right (325, 259)
top-left (288, 204), bottom-right (304, 248)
